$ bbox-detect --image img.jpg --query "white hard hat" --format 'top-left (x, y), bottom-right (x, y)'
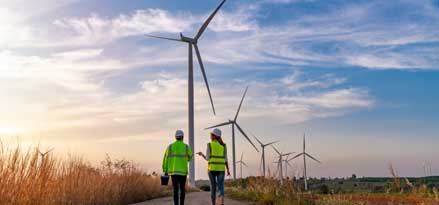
top-left (211, 128), bottom-right (222, 137)
top-left (175, 130), bottom-right (184, 137)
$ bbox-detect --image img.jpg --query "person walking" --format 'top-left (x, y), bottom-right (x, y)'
top-left (197, 128), bottom-right (230, 205)
top-left (162, 130), bottom-right (193, 205)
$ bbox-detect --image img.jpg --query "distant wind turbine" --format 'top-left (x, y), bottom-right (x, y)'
top-left (236, 152), bottom-right (248, 179)
top-left (253, 134), bottom-right (278, 177)
top-left (145, 0), bottom-right (226, 186)
top-left (290, 133), bottom-right (321, 191)
top-left (283, 155), bottom-right (295, 179)
top-left (206, 86), bottom-right (259, 180)
top-left (272, 145), bottom-right (294, 184)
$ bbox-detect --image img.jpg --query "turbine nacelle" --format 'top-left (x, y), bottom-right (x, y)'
top-left (180, 32), bottom-right (197, 43)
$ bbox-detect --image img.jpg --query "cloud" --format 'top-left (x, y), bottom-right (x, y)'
top-left (52, 9), bottom-right (193, 46)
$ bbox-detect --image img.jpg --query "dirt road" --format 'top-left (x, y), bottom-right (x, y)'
top-left (132, 191), bottom-right (254, 205)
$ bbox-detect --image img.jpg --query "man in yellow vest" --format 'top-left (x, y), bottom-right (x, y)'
top-left (162, 130), bottom-right (193, 205)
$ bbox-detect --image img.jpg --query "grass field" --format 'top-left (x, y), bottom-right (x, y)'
top-left (225, 175), bottom-right (439, 205)
top-left (2, 141), bottom-right (438, 205)
top-left (0, 142), bottom-right (168, 205)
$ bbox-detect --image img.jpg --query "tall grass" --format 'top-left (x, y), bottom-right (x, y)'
top-left (226, 164), bottom-right (439, 205)
top-left (0, 143), bottom-right (167, 205)
top-left (318, 163), bottom-right (439, 205)
top-left (226, 176), bottom-right (315, 205)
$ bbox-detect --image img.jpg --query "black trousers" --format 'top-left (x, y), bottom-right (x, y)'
top-left (171, 175), bottom-right (187, 205)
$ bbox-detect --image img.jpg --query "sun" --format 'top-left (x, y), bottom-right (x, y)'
top-left (0, 125), bottom-right (23, 136)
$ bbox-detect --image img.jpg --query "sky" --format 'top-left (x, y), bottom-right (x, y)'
top-left (0, 0), bottom-right (438, 179)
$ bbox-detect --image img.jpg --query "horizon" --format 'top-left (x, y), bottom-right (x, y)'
top-left (1, 0), bottom-right (438, 180)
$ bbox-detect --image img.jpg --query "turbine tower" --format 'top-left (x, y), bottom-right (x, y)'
top-left (236, 152), bottom-right (248, 179)
top-left (145, 0), bottom-right (226, 186)
top-left (253, 134), bottom-right (278, 177)
top-left (272, 145), bottom-right (294, 184)
top-left (206, 86), bottom-right (259, 180)
top-left (290, 133), bottom-right (321, 191)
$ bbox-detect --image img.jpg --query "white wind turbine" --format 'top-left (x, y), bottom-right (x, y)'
top-left (272, 145), bottom-right (294, 184)
top-left (283, 155), bottom-right (295, 179)
top-left (145, 0), bottom-right (226, 186)
top-left (253, 134), bottom-right (279, 177)
top-left (236, 152), bottom-right (248, 179)
top-left (205, 86), bottom-right (259, 180)
top-left (290, 133), bottom-right (321, 191)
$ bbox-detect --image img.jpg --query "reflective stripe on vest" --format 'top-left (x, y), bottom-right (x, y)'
top-left (168, 144), bottom-right (189, 159)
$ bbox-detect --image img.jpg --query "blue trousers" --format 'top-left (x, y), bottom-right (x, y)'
top-left (208, 171), bottom-right (225, 200)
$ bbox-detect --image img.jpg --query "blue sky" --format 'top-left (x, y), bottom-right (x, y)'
top-left (0, 0), bottom-right (438, 179)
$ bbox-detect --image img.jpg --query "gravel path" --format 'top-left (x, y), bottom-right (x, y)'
top-left (131, 191), bottom-right (254, 205)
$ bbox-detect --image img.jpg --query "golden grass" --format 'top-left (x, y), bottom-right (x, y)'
top-left (226, 164), bottom-right (439, 205)
top-left (0, 143), bottom-right (168, 205)
top-left (226, 176), bottom-right (315, 205)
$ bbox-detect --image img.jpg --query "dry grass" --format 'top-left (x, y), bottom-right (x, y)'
top-left (226, 176), bottom-right (315, 205)
top-left (226, 164), bottom-right (439, 205)
top-left (0, 143), bottom-right (168, 205)
top-left (318, 164), bottom-right (439, 205)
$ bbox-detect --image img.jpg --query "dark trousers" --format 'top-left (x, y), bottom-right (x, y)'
top-left (171, 175), bottom-right (187, 205)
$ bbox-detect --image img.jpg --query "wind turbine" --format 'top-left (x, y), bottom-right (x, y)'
top-left (206, 86), bottom-right (259, 180)
top-left (283, 155), bottom-right (295, 179)
top-left (253, 134), bottom-right (278, 177)
top-left (236, 152), bottom-right (248, 179)
top-left (272, 145), bottom-right (294, 184)
top-left (145, 0), bottom-right (226, 186)
top-left (290, 133), bottom-right (321, 191)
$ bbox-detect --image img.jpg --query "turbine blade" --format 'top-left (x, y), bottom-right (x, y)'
top-left (145, 34), bottom-right (182, 42)
top-left (240, 152), bottom-right (244, 161)
top-left (264, 140), bottom-right (279, 147)
top-left (194, 44), bottom-right (216, 115)
top-left (235, 122), bottom-right (259, 152)
top-left (234, 86), bottom-right (249, 121)
top-left (252, 133), bottom-right (263, 146)
top-left (282, 152), bottom-right (295, 156)
top-left (305, 153), bottom-right (322, 164)
top-left (271, 145), bottom-right (281, 155)
top-left (290, 153), bottom-right (304, 161)
top-left (205, 121), bottom-right (232, 129)
top-left (303, 133), bottom-right (306, 152)
top-left (242, 162), bottom-right (248, 167)
top-left (195, 0), bottom-right (227, 40)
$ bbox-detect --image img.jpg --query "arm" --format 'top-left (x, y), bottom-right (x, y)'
top-left (196, 144), bottom-right (209, 161)
top-left (162, 146), bottom-right (169, 174)
top-left (225, 146), bottom-right (230, 176)
top-left (197, 152), bottom-right (207, 160)
top-left (196, 143), bottom-right (210, 161)
top-left (187, 145), bottom-right (193, 162)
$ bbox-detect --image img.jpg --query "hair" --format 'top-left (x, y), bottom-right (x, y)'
top-left (211, 133), bottom-right (226, 147)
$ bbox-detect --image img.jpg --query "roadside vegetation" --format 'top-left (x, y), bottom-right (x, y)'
top-left (225, 165), bottom-right (439, 205)
top-left (0, 142), bottom-right (168, 205)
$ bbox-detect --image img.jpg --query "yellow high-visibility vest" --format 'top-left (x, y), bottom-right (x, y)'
top-left (162, 140), bottom-right (193, 176)
top-left (208, 141), bottom-right (226, 171)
